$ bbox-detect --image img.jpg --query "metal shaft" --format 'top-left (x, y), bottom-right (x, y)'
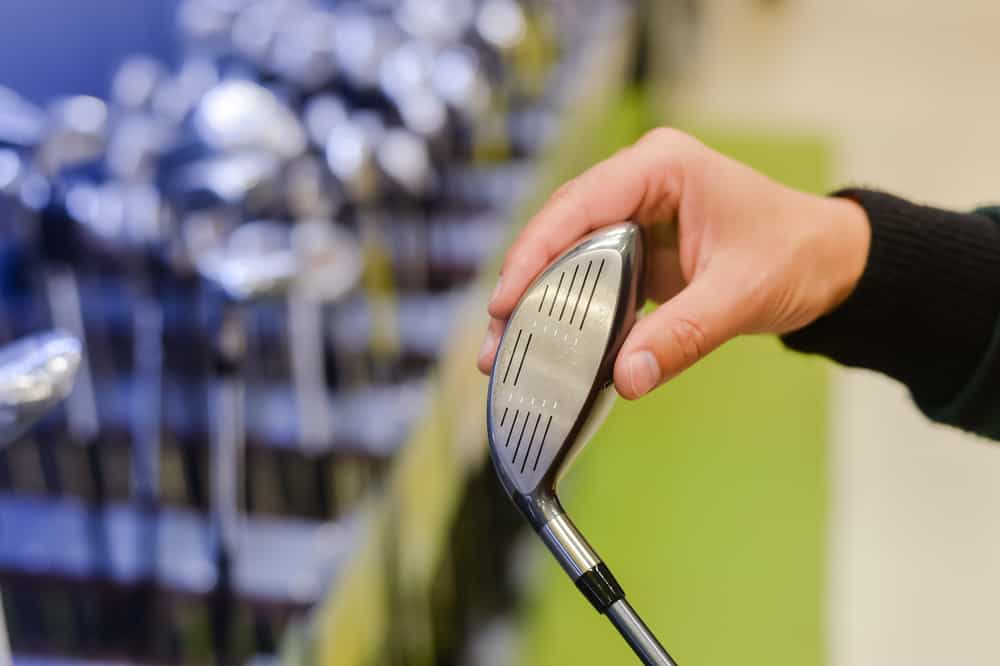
top-left (0, 588), bottom-right (10, 666)
top-left (605, 599), bottom-right (678, 666)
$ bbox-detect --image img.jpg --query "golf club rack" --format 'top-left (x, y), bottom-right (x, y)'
top-left (0, 0), bottom-right (640, 664)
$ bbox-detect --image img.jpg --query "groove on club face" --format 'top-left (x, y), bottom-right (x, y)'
top-left (486, 223), bottom-right (643, 519)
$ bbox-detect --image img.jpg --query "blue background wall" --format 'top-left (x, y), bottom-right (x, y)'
top-left (0, 1), bottom-right (180, 103)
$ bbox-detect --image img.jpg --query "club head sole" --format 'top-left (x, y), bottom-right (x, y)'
top-left (486, 222), bottom-right (643, 525)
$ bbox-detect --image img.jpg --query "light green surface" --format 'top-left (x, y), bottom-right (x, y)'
top-left (523, 124), bottom-right (833, 665)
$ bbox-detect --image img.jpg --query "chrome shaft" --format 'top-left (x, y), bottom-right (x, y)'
top-left (606, 599), bottom-right (678, 666)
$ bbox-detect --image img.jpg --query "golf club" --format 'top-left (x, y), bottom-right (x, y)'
top-left (0, 330), bottom-right (82, 447)
top-left (190, 216), bottom-right (328, 658)
top-left (287, 219), bottom-right (363, 518)
top-left (0, 329), bottom-right (82, 663)
top-left (325, 112), bottom-right (401, 383)
top-left (486, 223), bottom-right (678, 666)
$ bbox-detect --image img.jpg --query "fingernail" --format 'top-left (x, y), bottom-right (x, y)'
top-left (626, 351), bottom-right (661, 397)
top-left (478, 327), bottom-right (497, 363)
top-left (489, 277), bottom-right (503, 304)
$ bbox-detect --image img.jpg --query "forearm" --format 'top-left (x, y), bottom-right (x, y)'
top-left (782, 189), bottom-right (1000, 437)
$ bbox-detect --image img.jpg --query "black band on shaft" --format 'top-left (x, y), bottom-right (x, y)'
top-left (575, 562), bottom-right (625, 613)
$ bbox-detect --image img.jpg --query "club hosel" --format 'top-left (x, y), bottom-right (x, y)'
top-left (537, 511), bottom-right (626, 613)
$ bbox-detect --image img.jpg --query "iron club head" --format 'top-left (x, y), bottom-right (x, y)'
top-left (0, 330), bottom-right (82, 446)
top-left (487, 222), bottom-right (644, 544)
top-left (194, 79), bottom-right (306, 160)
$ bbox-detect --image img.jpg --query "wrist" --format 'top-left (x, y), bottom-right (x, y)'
top-left (817, 194), bottom-right (871, 314)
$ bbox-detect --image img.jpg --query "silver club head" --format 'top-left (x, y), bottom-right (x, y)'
top-left (194, 79), bottom-right (306, 160)
top-left (432, 47), bottom-right (490, 119)
top-left (485, 228), bottom-right (677, 665)
top-left (173, 150), bottom-right (280, 209)
top-left (331, 10), bottom-right (403, 91)
top-left (189, 218), bottom-right (362, 304)
top-left (324, 113), bottom-right (383, 203)
top-left (38, 95), bottom-right (108, 174)
top-left (268, 6), bottom-right (338, 89)
top-left (486, 223), bottom-right (644, 528)
top-left (0, 331), bottom-right (82, 446)
top-left (0, 85), bottom-right (45, 149)
top-left (189, 219), bottom-right (296, 302)
top-left (475, 0), bottom-right (526, 51)
top-left (375, 128), bottom-right (436, 198)
top-left (303, 95), bottom-right (347, 149)
top-left (111, 55), bottom-right (167, 112)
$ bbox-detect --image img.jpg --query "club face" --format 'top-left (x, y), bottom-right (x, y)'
top-left (0, 331), bottom-right (82, 446)
top-left (486, 223), bottom-right (643, 525)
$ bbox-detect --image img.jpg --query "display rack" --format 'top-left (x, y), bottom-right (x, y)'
top-left (294, 7), bottom-right (643, 664)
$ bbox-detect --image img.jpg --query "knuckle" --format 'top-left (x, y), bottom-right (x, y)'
top-left (548, 178), bottom-right (579, 206)
top-left (639, 126), bottom-right (687, 150)
top-left (665, 316), bottom-right (708, 369)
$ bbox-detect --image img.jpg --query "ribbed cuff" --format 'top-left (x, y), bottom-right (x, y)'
top-left (782, 189), bottom-right (1000, 414)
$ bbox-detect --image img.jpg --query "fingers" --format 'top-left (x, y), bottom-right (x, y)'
top-left (476, 316), bottom-right (506, 374)
top-left (487, 129), bottom-right (690, 321)
top-left (613, 269), bottom-right (748, 399)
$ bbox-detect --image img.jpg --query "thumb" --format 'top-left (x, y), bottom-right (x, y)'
top-left (613, 270), bottom-right (747, 399)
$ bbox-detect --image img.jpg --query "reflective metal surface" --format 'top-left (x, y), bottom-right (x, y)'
top-left (0, 330), bottom-right (82, 446)
top-left (538, 513), bottom-right (600, 578)
top-left (486, 222), bottom-right (643, 522)
top-left (486, 223), bottom-right (678, 665)
top-left (606, 600), bottom-right (678, 666)
top-left (195, 79), bottom-right (306, 159)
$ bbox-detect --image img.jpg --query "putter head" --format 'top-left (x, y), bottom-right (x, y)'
top-left (0, 331), bottom-right (82, 446)
top-left (487, 223), bottom-right (644, 527)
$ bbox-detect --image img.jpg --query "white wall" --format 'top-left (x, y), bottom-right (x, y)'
top-left (666, 1), bottom-right (1000, 663)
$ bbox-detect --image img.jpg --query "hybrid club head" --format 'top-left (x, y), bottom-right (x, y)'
top-left (486, 222), bottom-right (643, 530)
top-left (486, 223), bottom-right (679, 666)
top-left (0, 330), bottom-right (82, 446)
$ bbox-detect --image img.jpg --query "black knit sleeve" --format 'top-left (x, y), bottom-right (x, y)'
top-left (781, 189), bottom-right (1000, 439)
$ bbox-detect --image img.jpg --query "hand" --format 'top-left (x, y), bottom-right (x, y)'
top-left (477, 128), bottom-right (871, 398)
